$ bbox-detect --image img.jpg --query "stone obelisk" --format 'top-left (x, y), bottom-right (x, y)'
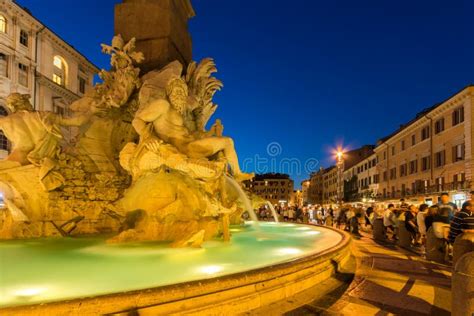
top-left (114, 0), bottom-right (195, 73)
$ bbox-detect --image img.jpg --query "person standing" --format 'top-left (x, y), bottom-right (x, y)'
top-left (288, 207), bottom-right (295, 222)
top-left (405, 205), bottom-right (419, 245)
top-left (416, 204), bottom-right (429, 251)
top-left (424, 205), bottom-right (439, 232)
top-left (383, 204), bottom-right (396, 239)
top-left (448, 200), bottom-right (474, 244)
top-left (438, 192), bottom-right (458, 222)
top-left (283, 208), bottom-right (289, 221)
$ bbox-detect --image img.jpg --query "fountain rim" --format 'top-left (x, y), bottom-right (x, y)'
top-left (1, 224), bottom-right (352, 315)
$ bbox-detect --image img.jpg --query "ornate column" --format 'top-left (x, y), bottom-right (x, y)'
top-left (114, 0), bottom-right (195, 74)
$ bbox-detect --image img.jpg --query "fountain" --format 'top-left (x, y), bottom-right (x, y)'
top-left (225, 175), bottom-right (259, 223)
top-left (266, 201), bottom-right (280, 222)
top-left (0, 1), bottom-right (352, 314)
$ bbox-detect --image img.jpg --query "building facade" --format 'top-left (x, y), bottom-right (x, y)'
top-left (322, 166), bottom-right (338, 205)
top-left (0, 0), bottom-right (98, 157)
top-left (308, 146), bottom-right (376, 206)
top-left (343, 153), bottom-right (379, 202)
top-left (243, 173), bottom-right (294, 205)
top-left (308, 168), bottom-right (324, 205)
top-left (375, 85), bottom-right (474, 207)
top-left (301, 179), bottom-right (310, 205)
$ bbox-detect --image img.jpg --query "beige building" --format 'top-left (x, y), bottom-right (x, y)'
top-left (243, 173), bottom-right (294, 205)
top-left (308, 168), bottom-right (324, 205)
top-left (343, 153), bottom-right (379, 202)
top-left (375, 85), bottom-right (474, 207)
top-left (0, 0), bottom-right (98, 157)
top-left (301, 179), bottom-right (310, 205)
top-left (322, 166), bottom-right (338, 205)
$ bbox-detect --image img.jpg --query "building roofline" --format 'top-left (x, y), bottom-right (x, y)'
top-left (377, 84), bottom-right (474, 146)
top-left (12, 0), bottom-right (100, 73)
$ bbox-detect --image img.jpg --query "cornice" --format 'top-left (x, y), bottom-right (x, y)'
top-left (376, 86), bottom-right (473, 149)
top-left (36, 73), bottom-right (80, 102)
top-left (0, 0), bottom-right (99, 74)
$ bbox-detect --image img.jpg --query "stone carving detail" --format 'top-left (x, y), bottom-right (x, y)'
top-left (0, 35), bottom-right (251, 246)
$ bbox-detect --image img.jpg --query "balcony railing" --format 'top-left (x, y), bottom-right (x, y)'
top-left (376, 180), bottom-right (471, 200)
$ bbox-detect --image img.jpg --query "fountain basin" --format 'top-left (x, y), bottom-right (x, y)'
top-left (0, 223), bottom-right (351, 315)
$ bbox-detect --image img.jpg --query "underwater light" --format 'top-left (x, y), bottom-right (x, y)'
top-left (295, 227), bottom-right (311, 231)
top-left (306, 231), bottom-right (320, 235)
top-left (199, 265), bottom-right (223, 275)
top-left (277, 247), bottom-right (302, 255)
top-left (14, 287), bottom-right (44, 297)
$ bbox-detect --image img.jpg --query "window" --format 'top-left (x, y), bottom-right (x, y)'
top-left (391, 146), bottom-right (395, 156)
top-left (383, 151), bottom-right (386, 160)
top-left (0, 130), bottom-right (9, 151)
top-left (452, 144), bottom-right (465, 162)
top-left (390, 167), bottom-right (397, 180)
top-left (0, 106), bottom-right (8, 116)
top-left (18, 63), bottom-right (28, 86)
top-left (0, 53), bottom-right (7, 77)
top-left (19, 29), bottom-right (28, 47)
top-left (423, 180), bottom-right (429, 191)
top-left (78, 76), bottom-right (86, 94)
top-left (435, 177), bottom-right (444, 192)
top-left (400, 163), bottom-right (407, 177)
top-left (434, 150), bottom-right (445, 168)
top-left (53, 74), bottom-right (62, 85)
top-left (401, 140), bottom-right (405, 151)
top-left (383, 171), bottom-right (387, 181)
top-left (411, 134), bottom-right (416, 146)
top-left (53, 55), bottom-right (66, 86)
top-left (0, 106), bottom-right (9, 151)
top-left (421, 125), bottom-right (430, 141)
top-left (434, 118), bottom-right (445, 134)
top-left (0, 15), bottom-right (6, 33)
top-left (421, 156), bottom-right (430, 171)
top-left (452, 107), bottom-right (464, 126)
top-left (409, 160), bottom-right (418, 174)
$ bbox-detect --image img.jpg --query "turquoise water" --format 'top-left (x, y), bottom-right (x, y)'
top-left (0, 222), bottom-right (341, 308)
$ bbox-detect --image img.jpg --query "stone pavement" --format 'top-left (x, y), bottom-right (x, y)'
top-left (287, 232), bottom-right (452, 315)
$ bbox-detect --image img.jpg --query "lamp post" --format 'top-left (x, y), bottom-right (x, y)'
top-left (336, 150), bottom-right (344, 206)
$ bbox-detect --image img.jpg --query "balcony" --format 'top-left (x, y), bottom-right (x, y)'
top-left (377, 181), bottom-right (471, 200)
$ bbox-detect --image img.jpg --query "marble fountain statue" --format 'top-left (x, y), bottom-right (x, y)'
top-left (0, 35), bottom-right (253, 247)
top-left (0, 35), bottom-right (351, 315)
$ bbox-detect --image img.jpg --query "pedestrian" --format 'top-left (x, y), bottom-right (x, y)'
top-left (438, 192), bottom-right (458, 222)
top-left (350, 212), bottom-right (362, 236)
top-left (365, 207), bottom-right (374, 230)
top-left (383, 204), bottom-right (397, 239)
top-left (288, 208), bottom-right (295, 222)
top-left (424, 205), bottom-right (439, 232)
top-left (405, 205), bottom-right (419, 245)
top-left (448, 200), bottom-right (474, 244)
top-left (303, 209), bottom-right (310, 224)
top-left (325, 211), bottom-right (333, 227)
top-left (416, 204), bottom-right (429, 251)
top-left (283, 208), bottom-right (289, 221)
top-left (400, 198), bottom-right (409, 210)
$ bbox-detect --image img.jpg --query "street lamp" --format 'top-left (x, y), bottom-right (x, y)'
top-left (335, 149), bottom-right (344, 206)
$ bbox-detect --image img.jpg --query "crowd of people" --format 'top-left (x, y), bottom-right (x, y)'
top-left (378, 194), bottom-right (474, 254)
top-left (255, 192), bottom-right (474, 259)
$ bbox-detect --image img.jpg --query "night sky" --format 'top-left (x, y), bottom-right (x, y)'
top-left (17, 0), bottom-right (474, 187)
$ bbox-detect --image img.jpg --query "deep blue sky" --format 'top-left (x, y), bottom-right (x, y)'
top-left (18, 0), bottom-right (474, 187)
